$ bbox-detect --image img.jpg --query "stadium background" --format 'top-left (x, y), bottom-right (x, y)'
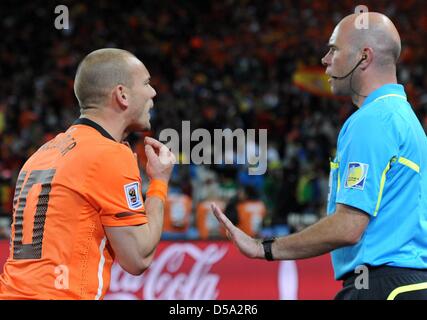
top-left (0, 0), bottom-right (426, 299)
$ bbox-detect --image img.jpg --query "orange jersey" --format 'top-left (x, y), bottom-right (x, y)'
top-left (196, 200), bottom-right (226, 240)
top-left (163, 194), bottom-right (192, 233)
top-left (237, 200), bottom-right (267, 237)
top-left (0, 118), bottom-right (147, 300)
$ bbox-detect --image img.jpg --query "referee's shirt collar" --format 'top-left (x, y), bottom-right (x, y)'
top-left (361, 83), bottom-right (407, 108)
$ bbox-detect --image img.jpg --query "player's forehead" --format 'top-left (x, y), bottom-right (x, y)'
top-left (127, 56), bottom-right (150, 81)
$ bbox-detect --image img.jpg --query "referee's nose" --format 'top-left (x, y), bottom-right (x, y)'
top-left (321, 51), bottom-right (331, 67)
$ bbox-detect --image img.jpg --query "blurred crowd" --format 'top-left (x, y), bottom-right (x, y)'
top-left (1, 0), bottom-right (426, 240)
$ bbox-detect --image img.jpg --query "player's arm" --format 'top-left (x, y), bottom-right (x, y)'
top-left (105, 137), bottom-right (175, 275)
top-left (211, 203), bottom-right (369, 260)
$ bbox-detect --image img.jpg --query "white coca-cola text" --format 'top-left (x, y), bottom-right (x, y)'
top-left (106, 243), bottom-right (228, 300)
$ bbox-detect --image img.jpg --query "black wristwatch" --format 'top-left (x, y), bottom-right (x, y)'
top-left (262, 237), bottom-right (276, 261)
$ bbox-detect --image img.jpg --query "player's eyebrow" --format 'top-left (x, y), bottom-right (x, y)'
top-left (144, 77), bottom-right (151, 84)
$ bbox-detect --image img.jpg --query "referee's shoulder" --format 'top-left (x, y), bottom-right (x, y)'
top-left (360, 98), bottom-right (404, 125)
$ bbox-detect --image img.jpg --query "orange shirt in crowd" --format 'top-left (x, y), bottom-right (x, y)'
top-left (163, 194), bottom-right (192, 233)
top-left (237, 200), bottom-right (267, 237)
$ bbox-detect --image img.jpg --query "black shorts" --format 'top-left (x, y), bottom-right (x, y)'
top-left (334, 266), bottom-right (427, 300)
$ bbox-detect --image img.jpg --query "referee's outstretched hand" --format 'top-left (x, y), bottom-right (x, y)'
top-left (211, 203), bottom-right (263, 259)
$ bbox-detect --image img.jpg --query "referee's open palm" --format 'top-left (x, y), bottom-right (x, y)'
top-left (211, 203), bottom-right (263, 259)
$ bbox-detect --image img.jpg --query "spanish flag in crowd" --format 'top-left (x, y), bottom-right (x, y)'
top-left (292, 65), bottom-right (333, 97)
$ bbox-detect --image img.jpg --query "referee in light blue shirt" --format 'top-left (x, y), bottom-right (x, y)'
top-left (328, 82), bottom-right (427, 299)
top-left (211, 11), bottom-right (427, 300)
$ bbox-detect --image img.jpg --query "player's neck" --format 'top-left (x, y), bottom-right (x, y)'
top-left (79, 112), bottom-right (126, 142)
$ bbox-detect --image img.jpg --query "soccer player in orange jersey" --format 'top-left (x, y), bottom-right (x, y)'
top-left (0, 48), bottom-right (175, 299)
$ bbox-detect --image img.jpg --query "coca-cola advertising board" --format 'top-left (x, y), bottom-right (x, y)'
top-left (0, 240), bottom-right (341, 299)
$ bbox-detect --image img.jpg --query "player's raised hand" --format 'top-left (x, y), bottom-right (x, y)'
top-left (144, 136), bottom-right (176, 182)
top-left (211, 203), bottom-right (264, 259)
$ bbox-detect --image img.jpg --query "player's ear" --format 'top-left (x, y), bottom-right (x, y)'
top-left (114, 85), bottom-right (129, 109)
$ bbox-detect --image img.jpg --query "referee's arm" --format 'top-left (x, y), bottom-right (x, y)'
top-left (211, 203), bottom-right (369, 260)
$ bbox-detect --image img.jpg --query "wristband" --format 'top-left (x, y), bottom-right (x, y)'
top-left (146, 179), bottom-right (168, 202)
top-left (262, 237), bottom-right (276, 261)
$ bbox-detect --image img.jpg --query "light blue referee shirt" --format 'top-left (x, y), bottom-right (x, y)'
top-left (327, 84), bottom-right (427, 280)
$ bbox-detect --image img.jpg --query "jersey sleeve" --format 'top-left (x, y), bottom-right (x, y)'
top-left (335, 113), bottom-right (400, 216)
top-left (85, 144), bottom-right (147, 227)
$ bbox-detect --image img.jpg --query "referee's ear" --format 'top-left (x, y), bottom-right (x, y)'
top-left (359, 48), bottom-right (373, 71)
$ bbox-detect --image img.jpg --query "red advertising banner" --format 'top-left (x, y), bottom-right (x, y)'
top-left (0, 240), bottom-right (341, 299)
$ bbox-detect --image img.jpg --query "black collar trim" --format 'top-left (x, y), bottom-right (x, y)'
top-left (73, 118), bottom-right (116, 141)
